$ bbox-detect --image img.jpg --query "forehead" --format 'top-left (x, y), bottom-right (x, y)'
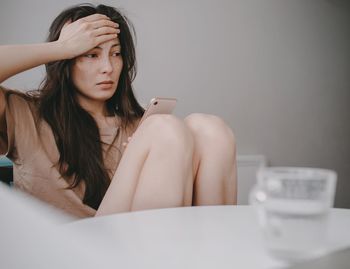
top-left (93, 38), bottom-right (121, 50)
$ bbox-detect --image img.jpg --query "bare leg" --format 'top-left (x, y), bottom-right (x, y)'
top-left (184, 113), bottom-right (237, 205)
top-left (96, 115), bottom-right (194, 216)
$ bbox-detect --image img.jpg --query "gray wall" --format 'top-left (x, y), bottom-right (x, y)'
top-left (1, 0), bottom-right (349, 207)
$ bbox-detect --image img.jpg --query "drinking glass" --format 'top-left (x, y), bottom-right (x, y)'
top-left (250, 167), bottom-right (337, 263)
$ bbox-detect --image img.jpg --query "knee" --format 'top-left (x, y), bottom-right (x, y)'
top-left (141, 114), bottom-right (194, 152)
top-left (184, 113), bottom-right (236, 148)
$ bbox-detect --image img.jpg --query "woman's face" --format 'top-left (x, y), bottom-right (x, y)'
top-left (71, 38), bottom-right (123, 107)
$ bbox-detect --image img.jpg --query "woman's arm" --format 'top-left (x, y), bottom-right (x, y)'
top-left (0, 42), bottom-right (66, 84)
top-left (0, 42), bottom-right (64, 154)
top-left (0, 13), bottom-right (119, 84)
top-left (0, 42), bottom-right (67, 131)
top-left (0, 13), bottom-right (119, 129)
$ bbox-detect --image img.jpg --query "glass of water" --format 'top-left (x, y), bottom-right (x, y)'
top-left (250, 167), bottom-right (337, 263)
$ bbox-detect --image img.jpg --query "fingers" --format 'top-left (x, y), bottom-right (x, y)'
top-left (93, 26), bottom-right (120, 37)
top-left (76, 14), bottom-right (118, 32)
top-left (58, 13), bottom-right (121, 57)
top-left (79, 13), bottom-right (111, 23)
top-left (79, 15), bottom-right (120, 44)
top-left (95, 34), bottom-right (119, 45)
top-left (78, 14), bottom-right (120, 40)
top-left (80, 19), bottom-right (117, 33)
top-left (91, 19), bottom-right (119, 30)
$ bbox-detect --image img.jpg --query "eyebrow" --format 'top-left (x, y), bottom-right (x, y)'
top-left (94, 43), bottom-right (121, 49)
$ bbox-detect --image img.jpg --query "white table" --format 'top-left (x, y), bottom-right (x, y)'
top-left (1, 183), bottom-right (350, 269)
top-left (63, 205), bottom-right (350, 269)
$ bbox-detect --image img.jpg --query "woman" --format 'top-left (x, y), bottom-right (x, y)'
top-left (0, 3), bottom-right (237, 218)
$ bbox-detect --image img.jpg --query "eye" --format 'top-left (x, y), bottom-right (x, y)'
top-left (84, 53), bottom-right (98, 58)
top-left (111, 52), bottom-right (121, 57)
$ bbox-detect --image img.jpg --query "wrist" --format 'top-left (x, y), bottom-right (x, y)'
top-left (50, 40), bottom-right (72, 60)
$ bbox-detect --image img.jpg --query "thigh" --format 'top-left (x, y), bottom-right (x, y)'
top-left (97, 114), bottom-right (194, 215)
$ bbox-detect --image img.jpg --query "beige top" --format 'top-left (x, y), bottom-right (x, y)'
top-left (0, 86), bottom-right (135, 218)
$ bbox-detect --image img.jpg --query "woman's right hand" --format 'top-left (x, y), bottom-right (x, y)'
top-left (57, 14), bottom-right (120, 59)
top-left (0, 14), bottom-right (119, 84)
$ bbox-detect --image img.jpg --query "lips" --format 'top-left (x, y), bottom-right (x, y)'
top-left (97, 80), bottom-right (114, 85)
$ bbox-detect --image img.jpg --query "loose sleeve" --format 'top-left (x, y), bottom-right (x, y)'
top-left (0, 85), bottom-right (15, 157)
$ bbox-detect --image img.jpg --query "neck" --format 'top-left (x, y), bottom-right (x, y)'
top-left (76, 96), bottom-right (109, 117)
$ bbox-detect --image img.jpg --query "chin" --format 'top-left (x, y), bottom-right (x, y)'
top-left (93, 94), bottom-right (115, 102)
top-left (94, 89), bottom-right (117, 100)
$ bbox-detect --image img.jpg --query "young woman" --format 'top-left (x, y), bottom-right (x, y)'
top-left (0, 4), bottom-right (237, 218)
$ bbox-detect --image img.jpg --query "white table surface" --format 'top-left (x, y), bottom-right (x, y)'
top-left (62, 205), bottom-right (350, 269)
top-left (1, 182), bottom-right (350, 269)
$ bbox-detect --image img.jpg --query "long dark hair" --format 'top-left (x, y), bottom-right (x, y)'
top-left (37, 4), bottom-right (144, 209)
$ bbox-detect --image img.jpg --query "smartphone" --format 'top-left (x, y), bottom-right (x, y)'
top-left (138, 97), bottom-right (177, 126)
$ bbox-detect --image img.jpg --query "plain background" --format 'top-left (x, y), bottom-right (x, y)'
top-left (0, 0), bottom-right (349, 207)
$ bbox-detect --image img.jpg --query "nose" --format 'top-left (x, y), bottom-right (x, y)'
top-left (99, 55), bottom-right (113, 74)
